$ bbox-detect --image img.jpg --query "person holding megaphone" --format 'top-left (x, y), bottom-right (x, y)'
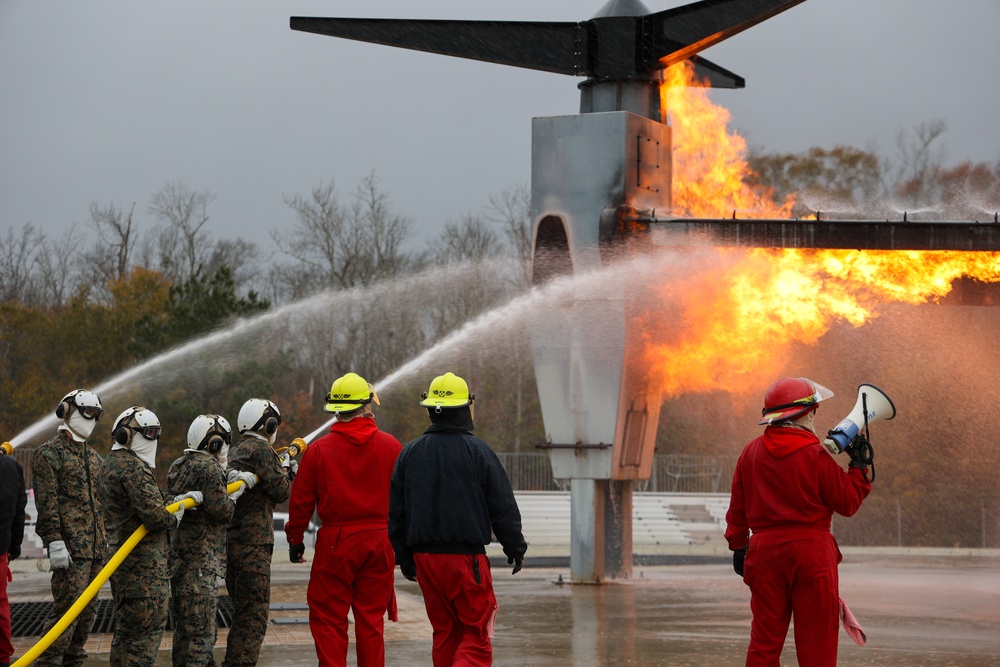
top-left (725, 377), bottom-right (883, 667)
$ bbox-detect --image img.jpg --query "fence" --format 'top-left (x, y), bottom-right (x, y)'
top-left (495, 452), bottom-right (736, 493)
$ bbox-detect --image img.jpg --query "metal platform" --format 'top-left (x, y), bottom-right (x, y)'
top-left (645, 215), bottom-right (1000, 251)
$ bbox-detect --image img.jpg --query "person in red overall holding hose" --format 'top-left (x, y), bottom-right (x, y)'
top-left (725, 377), bottom-right (872, 667)
top-left (285, 372), bottom-right (402, 667)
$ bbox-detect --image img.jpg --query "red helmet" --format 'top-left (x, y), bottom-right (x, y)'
top-left (758, 377), bottom-right (834, 426)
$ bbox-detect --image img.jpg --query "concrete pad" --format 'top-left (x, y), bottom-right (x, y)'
top-left (8, 547), bottom-right (999, 666)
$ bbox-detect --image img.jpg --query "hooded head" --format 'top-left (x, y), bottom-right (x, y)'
top-left (56, 389), bottom-right (103, 441)
top-left (111, 406), bottom-right (161, 468)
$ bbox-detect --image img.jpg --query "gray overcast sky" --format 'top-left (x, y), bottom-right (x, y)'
top-left (2, 0), bottom-right (999, 248)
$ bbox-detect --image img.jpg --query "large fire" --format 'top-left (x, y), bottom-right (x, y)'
top-left (645, 61), bottom-right (1000, 399)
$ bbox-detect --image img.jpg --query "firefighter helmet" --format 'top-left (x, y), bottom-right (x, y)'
top-left (759, 377), bottom-right (834, 426)
top-left (237, 398), bottom-right (281, 435)
top-left (324, 373), bottom-right (373, 414)
top-left (55, 389), bottom-right (103, 421)
top-left (112, 406), bottom-right (162, 445)
top-left (419, 372), bottom-right (473, 409)
top-left (187, 414), bottom-right (233, 454)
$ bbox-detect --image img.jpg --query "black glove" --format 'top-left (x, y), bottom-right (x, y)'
top-left (289, 542), bottom-right (306, 564)
top-left (508, 556), bottom-right (524, 575)
top-left (847, 435), bottom-right (875, 481)
top-left (9, 545), bottom-right (20, 561)
top-left (732, 547), bottom-right (746, 576)
top-left (400, 559), bottom-right (417, 582)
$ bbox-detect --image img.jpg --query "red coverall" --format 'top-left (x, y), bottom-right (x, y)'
top-left (285, 415), bottom-right (402, 667)
top-left (725, 425), bottom-right (871, 667)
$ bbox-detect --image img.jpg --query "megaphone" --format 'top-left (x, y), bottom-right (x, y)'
top-left (823, 384), bottom-right (896, 455)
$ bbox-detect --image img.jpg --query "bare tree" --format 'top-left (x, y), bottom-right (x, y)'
top-left (351, 171), bottom-right (413, 285)
top-left (433, 214), bottom-right (502, 264)
top-left (34, 225), bottom-right (85, 306)
top-left (486, 184), bottom-right (532, 287)
top-left (272, 173), bottom-right (413, 299)
top-left (893, 120), bottom-right (948, 202)
top-left (0, 223), bottom-right (45, 304)
top-left (148, 182), bottom-right (216, 281)
top-left (84, 201), bottom-right (137, 289)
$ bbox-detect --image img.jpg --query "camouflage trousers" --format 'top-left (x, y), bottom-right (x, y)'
top-left (109, 579), bottom-right (169, 667)
top-left (172, 593), bottom-right (219, 667)
top-left (34, 557), bottom-right (103, 667)
top-left (221, 543), bottom-right (273, 667)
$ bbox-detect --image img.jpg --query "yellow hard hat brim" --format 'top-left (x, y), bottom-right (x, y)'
top-left (419, 398), bottom-right (472, 408)
top-left (323, 402), bottom-right (367, 414)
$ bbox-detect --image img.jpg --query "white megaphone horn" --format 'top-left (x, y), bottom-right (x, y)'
top-left (823, 384), bottom-right (897, 455)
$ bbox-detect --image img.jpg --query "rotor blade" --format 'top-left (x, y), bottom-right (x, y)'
top-left (291, 17), bottom-right (587, 76)
top-left (642, 0), bottom-right (807, 68)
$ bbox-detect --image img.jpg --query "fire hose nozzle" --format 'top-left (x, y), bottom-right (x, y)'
top-left (287, 437), bottom-right (308, 458)
top-left (1, 441), bottom-right (12, 456)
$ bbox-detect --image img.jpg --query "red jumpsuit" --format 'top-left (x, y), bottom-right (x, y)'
top-left (285, 415), bottom-right (402, 667)
top-left (725, 425), bottom-right (871, 667)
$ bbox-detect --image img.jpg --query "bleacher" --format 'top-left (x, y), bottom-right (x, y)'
top-left (504, 491), bottom-right (730, 554)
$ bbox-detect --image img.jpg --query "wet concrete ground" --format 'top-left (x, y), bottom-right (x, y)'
top-left (12, 549), bottom-right (1000, 666)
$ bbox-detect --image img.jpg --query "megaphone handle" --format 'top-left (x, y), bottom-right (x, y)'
top-left (861, 392), bottom-right (870, 436)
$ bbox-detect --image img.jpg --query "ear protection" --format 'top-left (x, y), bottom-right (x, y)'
top-left (113, 407), bottom-right (139, 445)
top-left (206, 433), bottom-right (225, 454)
top-left (264, 416), bottom-right (278, 436)
top-left (113, 425), bottom-right (131, 445)
top-left (55, 391), bottom-right (79, 419)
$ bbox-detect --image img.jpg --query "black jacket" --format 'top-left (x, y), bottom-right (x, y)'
top-left (389, 422), bottom-right (526, 565)
top-left (1, 454), bottom-right (28, 559)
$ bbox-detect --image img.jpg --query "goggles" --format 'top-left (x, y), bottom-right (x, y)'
top-left (79, 406), bottom-right (104, 421)
top-left (133, 424), bottom-right (162, 440)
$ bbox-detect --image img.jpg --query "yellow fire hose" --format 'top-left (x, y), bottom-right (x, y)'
top-left (11, 438), bottom-right (307, 667)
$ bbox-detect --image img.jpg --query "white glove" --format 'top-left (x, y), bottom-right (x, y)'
top-left (174, 490), bottom-right (204, 507)
top-left (227, 469), bottom-right (257, 490)
top-left (229, 484), bottom-right (246, 502)
top-left (172, 491), bottom-right (203, 525)
top-left (280, 452), bottom-right (299, 479)
top-left (48, 540), bottom-right (72, 570)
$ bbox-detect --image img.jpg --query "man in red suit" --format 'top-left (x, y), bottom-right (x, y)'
top-left (285, 373), bottom-right (402, 667)
top-left (725, 377), bottom-right (872, 667)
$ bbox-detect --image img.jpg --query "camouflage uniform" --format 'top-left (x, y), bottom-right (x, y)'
top-left (222, 434), bottom-right (290, 667)
top-left (167, 450), bottom-right (234, 667)
top-left (98, 448), bottom-right (178, 667)
top-left (31, 429), bottom-right (107, 667)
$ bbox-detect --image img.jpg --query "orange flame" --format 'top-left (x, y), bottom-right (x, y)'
top-left (661, 61), bottom-right (794, 219)
top-left (646, 62), bottom-right (1000, 399)
top-left (642, 247), bottom-right (1000, 399)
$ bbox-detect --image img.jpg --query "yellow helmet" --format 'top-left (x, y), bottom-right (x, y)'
top-left (420, 372), bottom-right (473, 408)
top-left (324, 372), bottom-right (373, 414)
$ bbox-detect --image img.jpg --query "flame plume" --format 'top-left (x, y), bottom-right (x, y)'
top-left (647, 62), bottom-right (1000, 399)
top-left (661, 61), bottom-right (794, 219)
